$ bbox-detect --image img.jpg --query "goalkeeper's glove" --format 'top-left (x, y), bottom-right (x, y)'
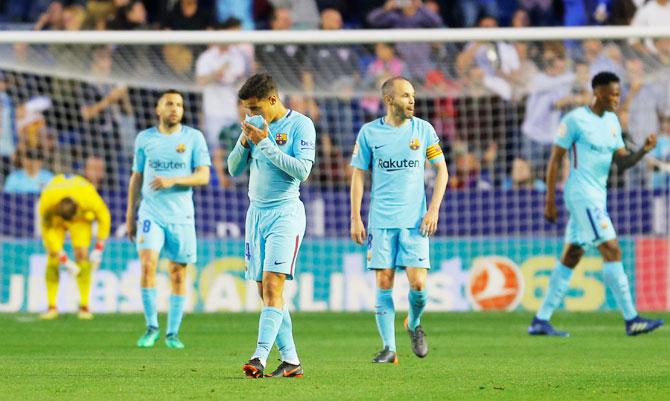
top-left (89, 241), bottom-right (105, 267)
top-left (58, 252), bottom-right (80, 276)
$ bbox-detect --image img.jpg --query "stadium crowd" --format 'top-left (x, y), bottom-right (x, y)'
top-left (1, 0), bottom-right (670, 194)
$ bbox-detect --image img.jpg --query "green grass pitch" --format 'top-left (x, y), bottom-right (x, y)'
top-left (2, 312), bottom-right (669, 401)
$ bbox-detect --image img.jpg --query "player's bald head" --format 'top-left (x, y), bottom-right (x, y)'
top-left (381, 76), bottom-right (413, 98)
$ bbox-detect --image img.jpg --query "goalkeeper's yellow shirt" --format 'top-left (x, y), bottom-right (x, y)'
top-left (39, 174), bottom-right (111, 241)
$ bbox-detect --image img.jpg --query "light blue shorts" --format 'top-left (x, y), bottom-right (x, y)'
top-left (367, 228), bottom-right (430, 270)
top-left (136, 215), bottom-right (197, 264)
top-left (564, 198), bottom-right (617, 248)
top-left (244, 200), bottom-right (305, 281)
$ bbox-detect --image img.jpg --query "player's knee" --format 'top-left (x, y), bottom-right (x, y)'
top-left (409, 281), bottom-right (425, 291)
top-left (562, 246), bottom-right (584, 267)
top-left (601, 244), bottom-right (622, 261)
top-left (74, 248), bottom-right (88, 262)
top-left (375, 270), bottom-right (395, 289)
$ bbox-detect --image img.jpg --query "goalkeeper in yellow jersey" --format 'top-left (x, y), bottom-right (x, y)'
top-left (38, 174), bottom-right (111, 320)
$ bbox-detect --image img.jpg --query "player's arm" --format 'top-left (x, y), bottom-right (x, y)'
top-left (613, 134), bottom-right (657, 171)
top-left (87, 187), bottom-right (111, 265)
top-left (242, 120), bottom-right (313, 181)
top-left (227, 134), bottom-right (252, 176)
top-left (126, 171), bottom-right (143, 242)
top-left (350, 167), bottom-right (367, 245)
top-left (151, 166), bottom-right (210, 189)
top-left (422, 159), bottom-right (448, 237)
top-left (544, 145), bottom-right (567, 223)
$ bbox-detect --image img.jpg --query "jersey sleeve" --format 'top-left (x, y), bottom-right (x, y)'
top-left (291, 117), bottom-right (316, 162)
top-left (81, 184), bottom-right (111, 241)
top-left (425, 123), bottom-right (445, 164)
top-left (131, 134), bottom-right (145, 173)
top-left (554, 114), bottom-right (578, 150)
top-left (192, 131), bottom-right (212, 168)
top-left (350, 126), bottom-right (372, 170)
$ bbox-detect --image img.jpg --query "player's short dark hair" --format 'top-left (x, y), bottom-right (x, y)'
top-left (58, 197), bottom-right (78, 221)
top-left (238, 73), bottom-right (278, 100)
top-left (381, 76), bottom-right (412, 97)
top-left (591, 71), bottom-right (620, 90)
top-left (157, 89), bottom-right (183, 105)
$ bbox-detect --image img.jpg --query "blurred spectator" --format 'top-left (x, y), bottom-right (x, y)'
top-left (510, 8), bottom-right (531, 27)
top-left (630, 0), bottom-right (670, 54)
top-left (0, 72), bottom-right (16, 180)
top-left (62, 4), bottom-right (91, 30)
top-left (212, 99), bottom-right (247, 188)
top-left (448, 152), bottom-right (493, 190)
top-left (33, 1), bottom-right (64, 30)
top-left (76, 46), bottom-right (133, 182)
top-left (269, 0), bottom-right (320, 29)
top-left (86, 0), bottom-right (116, 30)
top-left (653, 38), bottom-right (670, 66)
top-left (574, 39), bottom-right (624, 77)
top-left (107, 1), bottom-right (148, 30)
top-left (455, 15), bottom-right (519, 100)
top-left (3, 148), bottom-right (53, 194)
top-left (458, 0), bottom-right (499, 27)
top-left (609, 0), bottom-right (639, 25)
top-left (303, 9), bottom-right (361, 93)
top-left (620, 58), bottom-right (666, 148)
top-left (648, 115), bottom-right (670, 189)
top-left (311, 132), bottom-right (351, 188)
top-left (255, 7), bottom-right (306, 89)
top-left (367, 0), bottom-right (443, 82)
top-left (216, 0), bottom-right (254, 30)
top-left (507, 41), bottom-right (540, 97)
top-left (563, 0), bottom-right (610, 26)
top-left (83, 154), bottom-right (109, 190)
top-left (517, 0), bottom-right (558, 26)
top-left (521, 42), bottom-right (575, 171)
top-left (161, 0), bottom-right (214, 30)
top-left (360, 43), bottom-right (406, 116)
top-left (196, 19), bottom-right (249, 148)
top-left (503, 157), bottom-right (547, 191)
top-left (15, 96), bottom-right (53, 157)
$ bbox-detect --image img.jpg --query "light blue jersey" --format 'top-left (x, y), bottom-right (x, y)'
top-left (351, 117), bottom-right (445, 229)
top-left (247, 109), bottom-right (316, 206)
top-left (3, 169), bottom-right (53, 193)
top-left (555, 106), bottom-right (624, 204)
top-left (132, 124), bottom-right (211, 224)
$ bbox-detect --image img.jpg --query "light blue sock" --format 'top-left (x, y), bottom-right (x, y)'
top-left (408, 289), bottom-right (427, 331)
top-left (537, 263), bottom-right (574, 321)
top-left (603, 261), bottom-right (638, 321)
top-left (167, 294), bottom-right (185, 336)
top-left (375, 288), bottom-right (396, 352)
top-left (252, 307), bottom-right (284, 367)
top-left (141, 287), bottom-right (158, 329)
top-left (275, 306), bottom-right (300, 365)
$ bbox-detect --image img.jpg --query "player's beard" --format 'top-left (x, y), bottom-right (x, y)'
top-left (393, 102), bottom-right (413, 121)
top-left (162, 115), bottom-right (182, 128)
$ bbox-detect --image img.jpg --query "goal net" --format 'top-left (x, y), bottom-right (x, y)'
top-left (1, 28), bottom-right (669, 314)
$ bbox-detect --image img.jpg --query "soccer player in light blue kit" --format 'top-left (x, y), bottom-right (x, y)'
top-left (350, 77), bottom-right (449, 363)
top-left (228, 74), bottom-right (315, 378)
top-left (529, 72), bottom-right (664, 337)
top-left (126, 90), bottom-right (211, 349)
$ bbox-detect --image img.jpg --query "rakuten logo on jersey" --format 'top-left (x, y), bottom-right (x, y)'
top-left (376, 158), bottom-right (420, 171)
top-left (149, 159), bottom-right (186, 171)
